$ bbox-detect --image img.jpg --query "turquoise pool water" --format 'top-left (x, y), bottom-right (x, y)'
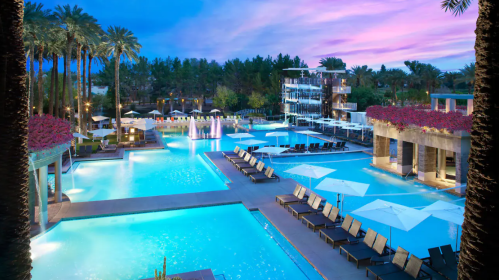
top-left (31, 204), bottom-right (323, 280)
top-left (241, 123), bottom-right (288, 130)
top-left (266, 153), bottom-right (465, 258)
top-left (62, 126), bottom-right (325, 202)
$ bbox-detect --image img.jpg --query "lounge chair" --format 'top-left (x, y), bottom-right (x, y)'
top-left (313, 143), bottom-right (320, 151)
top-left (426, 247), bottom-right (457, 280)
top-left (252, 146), bottom-right (259, 153)
top-left (242, 161), bottom-right (265, 176)
top-left (250, 167), bottom-right (280, 183)
top-left (320, 217), bottom-right (362, 248)
top-left (299, 144), bottom-right (306, 152)
top-left (223, 146), bottom-right (240, 158)
top-left (366, 247), bottom-right (409, 279)
top-left (347, 233), bottom-right (388, 268)
top-left (308, 143), bottom-right (315, 151)
top-left (236, 157), bottom-right (257, 171)
top-left (339, 228), bottom-right (377, 256)
top-left (379, 255), bottom-right (429, 280)
top-left (99, 143), bottom-right (117, 153)
top-left (231, 153), bottom-right (251, 165)
top-left (275, 184), bottom-right (302, 204)
top-left (320, 143), bottom-right (329, 151)
top-left (440, 245), bottom-right (458, 269)
top-left (276, 186), bottom-right (308, 208)
top-left (290, 144), bottom-right (300, 153)
top-left (287, 193), bottom-right (323, 219)
top-left (226, 150), bottom-right (245, 161)
top-left (301, 203), bottom-right (341, 232)
top-left (341, 142), bottom-right (349, 151)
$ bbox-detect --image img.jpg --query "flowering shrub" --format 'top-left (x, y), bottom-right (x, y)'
top-left (366, 105), bottom-right (472, 133)
top-left (28, 114), bottom-right (73, 152)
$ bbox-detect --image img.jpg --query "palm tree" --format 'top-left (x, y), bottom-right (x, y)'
top-left (442, 1), bottom-right (499, 279)
top-left (442, 0), bottom-right (499, 279)
top-left (384, 69), bottom-right (407, 101)
top-left (103, 26), bottom-right (142, 141)
top-left (458, 62), bottom-right (475, 94)
top-left (421, 64), bottom-right (441, 94)
top-left (0, 1), bottom-right (32, 278)
top-left (350, 65), bottom-right (372, 87)
top-left (319, 57), bottom-right (346, 78)
top-left (53, 4), bottom-right (100, 134)
top-left (443, 71), bottom-right (462, 93)
top-left (87, 40), bottom-right (108, 130)
top-left (23, 1), bottom-right (51, 116)
top-left (45, 27), bottom-right (65, 116)
top-left (403, 60), bottom-right (424, 88)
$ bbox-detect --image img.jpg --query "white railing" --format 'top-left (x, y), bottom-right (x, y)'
top-left (333, 103), bottom-right (357, 110)
top-left (333, 86), bottom-right (351, 94)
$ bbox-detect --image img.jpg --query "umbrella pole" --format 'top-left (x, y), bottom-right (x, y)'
top-left (336, 194), bottom-right (340, 209)
top-left (341, 194), bottom-right (345, 220)
top-left (309, 177), bottom-right (311, 189)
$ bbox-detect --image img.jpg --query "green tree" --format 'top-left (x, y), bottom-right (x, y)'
top-left (87, 39), bottom-right (108, 126)
top-left (384, 69), bottom-right (407, 101)
top-left (348, 87), bottom-right (382, 111)
top-left (248, 91), bottom-right (266, 109)
top-left (442, 1), bottom-right (499, 279)
top-left (443, 71), bottom-right (463, 93)
top-left (103, 26), bottom-right (142, 141)
top-left (213, 85), bottom-right (237, 112)
top-left (458, 62), bottom-right (475, 94)
top-left (350, 65), bottom-right (372, 87)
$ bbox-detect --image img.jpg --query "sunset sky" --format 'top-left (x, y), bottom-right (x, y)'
top-left (41, 0), bottom-right (478, 72)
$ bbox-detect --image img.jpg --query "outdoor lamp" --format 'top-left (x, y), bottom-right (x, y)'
top-left (130, 128), bottom-right (135, 134)
top-left (119, 104), bottom-right (122, 109)
top-left (66, 107), bottom-right (70, 111)
top-left (130, 135), bottom-right (135, 141)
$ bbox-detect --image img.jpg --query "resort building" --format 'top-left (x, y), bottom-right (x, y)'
top-left (280, 68), bottom-right (353, 124)
top-left (370, 94), bottom-right (473, 195)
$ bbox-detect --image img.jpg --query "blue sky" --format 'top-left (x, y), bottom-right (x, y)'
top-left (37, 0), bottom-right (478, 73)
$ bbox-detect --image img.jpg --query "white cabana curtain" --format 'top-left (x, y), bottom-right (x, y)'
top-left (350, 112), bottom-right (367, 125)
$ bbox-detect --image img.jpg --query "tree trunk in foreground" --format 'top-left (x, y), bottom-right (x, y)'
top-left (61, 54), bottom-right (66, 118)
top-left (87, 55), bottom-right (93, 130)
top-left (0, 0), bottom-right (32, 278)
top-left (115, 54), bottom-right (121, 141)
top-left (458, 0), bottom-right (499, 279)
top-left (37, 45), bottom-right (43, 115)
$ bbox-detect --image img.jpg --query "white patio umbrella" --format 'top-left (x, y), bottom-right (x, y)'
top-left (125, 110), bottom-right (140, 116)
top-left (327, 122), bottom-right (344, 134)
top-left (253, 147), bottom-right (289, 165)
top-left (190, 109), bottom-right (202, 117)
top-left (236, 139), bottom-right (268, 146)
top-left (295, 130), bottom-right (322, 152)
top-left (120, 118), bottom-right (136, 124)
top-left (352, 199), bottom-right (431, 260)
top-left (265, 131), bottom-right (289, 146)
top-left (133, 122), bottom-right (156, 131)
top-left (73, 132), bottom-right (89, 140)
top-left (91, 116), bottom-right (109, 122)
top-left (148, 110), bottom-right (162, 119)
top-left (210, 109), bottom-right (221, 118)
top-left (315, 178), bottom-right (370, 218)
top-left (422, 200), bottom-right (464, 255)
top-left (88, 129), bottom-right (115, 141)
top-left (342, 125), bottom-right (362, 137)
top-left (285, 164), bottom-right (336, 189)
top-left (227, 133), bottom-right (254, 141)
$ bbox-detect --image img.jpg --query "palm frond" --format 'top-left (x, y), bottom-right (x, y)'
top-left (441, 0), bottom-right (473, 16)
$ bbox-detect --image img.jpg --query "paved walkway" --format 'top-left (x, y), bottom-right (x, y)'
top-left (57, 150), bottom-right (374, 279)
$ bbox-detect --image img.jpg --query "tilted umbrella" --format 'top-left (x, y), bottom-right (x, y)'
top-left (125, 110), bottom-right (140, 115)
top-left (73, 132), bottom-right (89, 140)
top-left (352, 199), bottom-right (431, 260)
top-left (315, 178), bottom-right (370, 218)
top-left (236, 139), bottom-right (268, 146)
top-left (253, 146), bottom-right (289, 165)
top-left (88, 129), bottom-right (115, 141)
top-left (91, 115), bottom-right (109, 122)
top-left (265, 131), bottom-right (289, 146)
top-left (422, 200), bottom-right (464, 255)
top-left (285, 164), bottom-right (336, 189)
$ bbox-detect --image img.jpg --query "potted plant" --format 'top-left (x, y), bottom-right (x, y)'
top-left (248, 118), bottom-right (253, 129)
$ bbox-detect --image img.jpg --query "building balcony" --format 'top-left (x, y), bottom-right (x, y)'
top-left (332, 102), bottom-right (357, 111)
top-left (332, 86), bottom-right (351, 94)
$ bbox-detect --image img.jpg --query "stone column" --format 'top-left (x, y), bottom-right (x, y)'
top-left (467, 99), bottom-right (473, 116)
top-left (445, 99), bottom-right (451, 112)
top-left (438, 148), bottom-right (446, 180)
top-left (397, 141), bottom-right (413, 174)
top-left (418, 144), bottom-right (437, 181)
top-left (431, 98), bottom-right (438, 111)
top-left (455, 152), bottom-right (469, 195)
top-left (29, 171), bottom-right (36, 223)
top-left (446, 99), bottom-right (456, 112)
top-left (373, 135), bottom-right (390, 165)
top-left (38, 165), bottom-right (49, 225)
top-left (54, 154), bottom-right (63, 203)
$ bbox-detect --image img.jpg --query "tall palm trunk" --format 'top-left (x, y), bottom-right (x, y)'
top-left (61, 54), bottom-right (66, 118)
top-left (82, 47), bottom-right (87, 135)
top-left (115, 54), bottom-right (121, 141)
top-left (0, 0), bottom-right (32, 278)
top-left (87, 55), bottom-right (93, 129)
top-left (29, 44), bottom-right (34, 116)
top-left (458, 0), bottom-right (499, 279)
top-left (48, 53), bottom-right (55, 115)
top-left (54, 56), bottom-right (59, 118)
top-left (66, 39), bottom-right (75, 132)
top-left (37, 44), bottom-right (44, 115)
top-left (76, 42), bottom-right (82, 134)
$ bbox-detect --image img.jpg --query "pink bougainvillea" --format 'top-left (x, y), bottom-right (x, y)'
top-left (28, 114), bottom-right (73, 152)
top-left (366, 105), bottom-right (472, 133)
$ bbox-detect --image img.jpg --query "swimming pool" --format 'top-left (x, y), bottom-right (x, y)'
top-left (31, 204), bottom-right (323, 280)
top-left (266, 152), bottom-right (465, 258)
top-left (62, 126), bottom-right (325, 202)
top-left (241, 123), bottom-right (288, 130)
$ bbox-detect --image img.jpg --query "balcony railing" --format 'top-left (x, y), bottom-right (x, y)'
top-left (332, 86), bottom-right (351, 94)
top-left (332, 102), bottom-right (357, 111)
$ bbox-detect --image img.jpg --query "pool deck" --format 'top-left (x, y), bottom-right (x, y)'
top-left (56, 150), bottom-right (376, 280)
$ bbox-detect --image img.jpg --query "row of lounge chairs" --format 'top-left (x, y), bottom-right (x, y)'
top-left (77, 145), bottom-right (93, 157)
top-left (154, 115), bottom-right (241, 123)
top-left (222, 146), bottom-right (280, 183)
top-left (289, 142), bottom-right (349, 153)
top-left (274, 185), bottom-right (440, 279)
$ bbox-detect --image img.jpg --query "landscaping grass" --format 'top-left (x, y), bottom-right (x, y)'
top-left (76, 134), bottom-right (131, 153)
